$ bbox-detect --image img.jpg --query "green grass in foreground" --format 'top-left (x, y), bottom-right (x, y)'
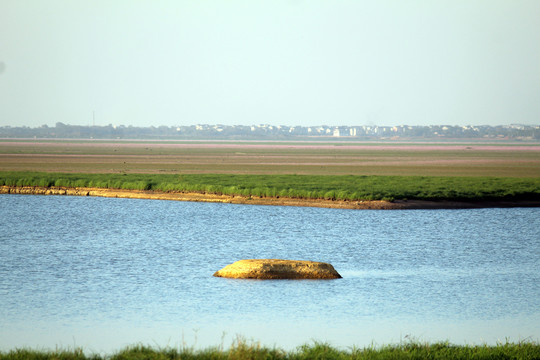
top-left (1, 171), bottom-right (539, 202)
top-left (1, 341), bottom-right (540, 360)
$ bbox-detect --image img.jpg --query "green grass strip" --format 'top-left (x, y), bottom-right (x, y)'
top-left (1, 171), bottom-right (539, 202)
top-left (1, 341), bottom-right (539, 360)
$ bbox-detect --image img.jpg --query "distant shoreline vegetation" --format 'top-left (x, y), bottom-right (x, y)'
top-left (1, 340), bottom-right (539, 360)
top-left (1, 172), bottom-right (539, 203)
top-left (1, 123), bottom-right (539, 140)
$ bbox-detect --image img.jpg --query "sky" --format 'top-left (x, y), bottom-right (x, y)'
top-left (1, 1), bottom-right (539, 128)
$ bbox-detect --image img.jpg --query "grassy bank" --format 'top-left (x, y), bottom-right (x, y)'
top-left (1, 341), bottom-right (539, 360)
top-left (1, 171), bottom-right (539, 202)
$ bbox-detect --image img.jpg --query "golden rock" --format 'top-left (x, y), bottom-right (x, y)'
top-left (213, 259), bottom-right (342, 280)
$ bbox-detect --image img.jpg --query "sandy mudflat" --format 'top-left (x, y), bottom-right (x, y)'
top-left (3, 141), bottom-right (540, 151)
top-left (2, 186), bottom-right (539, 210)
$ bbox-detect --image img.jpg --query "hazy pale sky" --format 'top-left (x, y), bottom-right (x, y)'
top-left (1, 1), bottom-right (539, 128)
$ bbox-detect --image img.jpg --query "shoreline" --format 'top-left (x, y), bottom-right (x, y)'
top-left (2, 185), bottom-right (539, 210)
top-left (1, 341), bottom-right (538, 358)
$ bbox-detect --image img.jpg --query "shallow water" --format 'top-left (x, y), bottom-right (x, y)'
top-left (0, 194), bottom-right (539, 353)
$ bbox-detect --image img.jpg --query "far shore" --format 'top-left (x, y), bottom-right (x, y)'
top-left (2, 185), bottom-right (539, 210)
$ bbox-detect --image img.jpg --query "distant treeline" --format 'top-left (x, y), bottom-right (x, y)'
top-left (1, 123), bottom-right (539, 140)
top-left (1, 172), bottom-right (539, 202)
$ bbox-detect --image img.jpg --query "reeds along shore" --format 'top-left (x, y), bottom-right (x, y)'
top-left (1, 341), bottom-right (539, 360)
top-left (1, 171), bottom-right (539, 204)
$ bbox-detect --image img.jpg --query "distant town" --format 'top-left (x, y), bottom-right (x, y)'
top-left (1, 123), bottom-right (539, 141)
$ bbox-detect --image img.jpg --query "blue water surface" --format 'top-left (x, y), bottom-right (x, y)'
top-left (0, 194), bottom-right (539, 353)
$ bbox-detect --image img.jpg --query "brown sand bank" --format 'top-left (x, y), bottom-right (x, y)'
top-left (1, 186), bottom-right (539, 210)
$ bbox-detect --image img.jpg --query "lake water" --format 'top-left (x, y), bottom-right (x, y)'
top-left (1, 194), bottom-right (539, 353)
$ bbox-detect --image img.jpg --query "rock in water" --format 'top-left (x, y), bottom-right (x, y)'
top-left (213, 259), bottom-right (342, 279)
